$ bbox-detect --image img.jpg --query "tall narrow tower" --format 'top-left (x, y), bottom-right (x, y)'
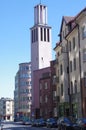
top-left (31, 4), bottom-right (52, 72)
top-left (30, 4), bottom-right (52, 114)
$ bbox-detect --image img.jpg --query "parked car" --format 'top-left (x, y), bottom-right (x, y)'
top-left (73, 118), bottom-right (86, 130)
top-left (31, 119), bottom-right (39, 127)
top-left (46, 118), bottom-right (57, 128)
top-left (36, 118), bottom-right (46, 127)
top-left (57, 117), bottom-right (74, 130)
top-left (22, 118), bottom-right (32, 125)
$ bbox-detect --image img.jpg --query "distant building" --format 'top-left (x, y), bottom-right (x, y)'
top-left (14, 62), bottom-right (32, 120)
top-left (0, 97), bottom-right (14, 121)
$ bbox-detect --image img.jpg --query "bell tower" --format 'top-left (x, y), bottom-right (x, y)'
top-left (30, 3), bottom-right (52, 114)
top-left (31, 3), bottom-right (52, 71)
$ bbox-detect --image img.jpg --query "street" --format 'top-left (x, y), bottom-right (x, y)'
top-left (1, 121), bottom-right (57, 130)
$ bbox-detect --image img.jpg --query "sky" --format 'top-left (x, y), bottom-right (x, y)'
top-left (0, 0), bottom-right (86, 99)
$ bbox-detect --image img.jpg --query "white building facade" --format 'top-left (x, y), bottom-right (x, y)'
top-left (0, 97), bottom-right (14, 121)
top-left (54, 7), bottom-right (86, 118)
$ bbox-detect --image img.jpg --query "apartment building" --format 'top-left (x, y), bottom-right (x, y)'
top-left (32, 67), bottom-right (51, 119)
top-left (0, 97), bottom-right (14, 121)
top-left (54, 7), bottom-right (86, 118)
top-left (31, 60), bottom-right (57, 119)
top-left (14, 62), bottom-right (32, 120)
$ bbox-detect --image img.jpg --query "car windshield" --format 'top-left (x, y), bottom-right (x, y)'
top-left (47, 118), bottom-right (55, 121)
top-left (64, 118), bottom-right (71, 123)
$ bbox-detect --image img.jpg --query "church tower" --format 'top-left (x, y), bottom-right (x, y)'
top-left (30, 4), bottom-right (52, 116)
top-left (31, 3), bottom-right (52, 72)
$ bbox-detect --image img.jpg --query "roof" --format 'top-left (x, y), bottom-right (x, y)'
top-left (63, 16), bottom-right (74, 24)
top-left (54, 41), bottom-right (61, 50)
top-left (55, 7), bottom-right (86, 49)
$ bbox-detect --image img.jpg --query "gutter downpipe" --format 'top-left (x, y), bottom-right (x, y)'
top-left (77, 23), bottom-right (83, 117)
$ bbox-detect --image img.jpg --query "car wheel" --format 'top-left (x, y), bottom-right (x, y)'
top-left (64, 127), bottom-right (66, 130)
top-left (80, 128), bottom-right (83, 130)
top-left (61, 126), bottom-right (64, 130)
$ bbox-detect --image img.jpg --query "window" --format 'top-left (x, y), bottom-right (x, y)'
top-left (57, 52), bottom-right (60, 56)
top-left (32, 28), bottom-right (38, 42)
top-left (26, 66), bottom-right (29, 70)
top-left (61, 84), bottom-right (63, 96)
top-left (73, 37), bottom-right (75, 49)
top-left (53, 91), bottom-right (57, 100)
top-left (60, 64), bottom-right (63, 75)
top-left (36, 28), bottom-right (38, 41)
top-left (84, 72), bottom-right (86, 87)
top-left (68, 23), bottom-right (72, 32)
top-left (53, 75), bottom-right (57, 85)
top-left (71, 81), bottom-right (73, 94)
top-left (40, 96), bottom-right (42, 103)
top-left (83, 49), bottom-right (86, 61)
top-left (47, 29), bottom-right (50, 42)
top-left (70, 61), bottom-right (72, 72)
top-left (44, 28), bottom-right (46, 41)
top-left (84, 72), bottom-right (86, 77)
top-left (82, 25), bottom-right (86, 39)
top-left (74, 80), bottom-right (77, 93)
top-left (74, 58), bottom-right (76, 71)
top-left (31, 30), bottom-right (33, 43)
top-left (45, 95), bottom-right (48, 103)
top-left (45, 82), bottom-right (48, 89)
top-left (40, 28), bottom-right (43, 41)
top-left (69, 41), bottom-right (71, 52)
top-left (29, 65), bottom-right (31, 70)
top-left (26, 81), bottom-right (29, 86)
top-left (34, 29), bottom-right (35, 42)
